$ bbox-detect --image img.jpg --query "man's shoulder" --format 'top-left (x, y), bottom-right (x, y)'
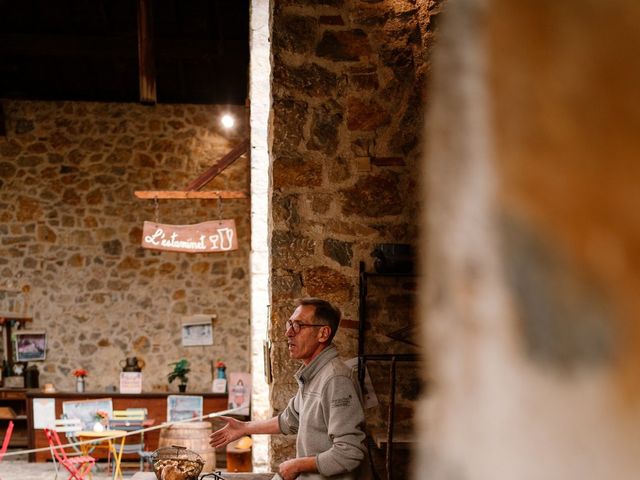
top-left (318, 355), bottom-right (354, 381)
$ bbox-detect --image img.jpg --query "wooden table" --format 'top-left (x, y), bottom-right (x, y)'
top-left (77, 430), bottom-right (127, 480)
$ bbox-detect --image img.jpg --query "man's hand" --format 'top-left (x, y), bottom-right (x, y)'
top-left (278, 456), bottom-right (317, 480)
top-left (278, 459), bottom-right (300, 480)
top-left (209, 416), bottom-right (246, 448)
top-left (210, 415), bottom-right (280, 449)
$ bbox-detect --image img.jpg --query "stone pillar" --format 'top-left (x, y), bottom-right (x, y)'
top-left (268, 0), bottom-right (443, 469)
top-left (249, 0), bottom-right (272, 472)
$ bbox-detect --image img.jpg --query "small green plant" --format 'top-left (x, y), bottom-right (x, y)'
top-left (168, 359), bottom-right (190, 387)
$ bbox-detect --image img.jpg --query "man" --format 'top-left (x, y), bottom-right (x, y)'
top-left (210, 298), bottom-right (369, 480)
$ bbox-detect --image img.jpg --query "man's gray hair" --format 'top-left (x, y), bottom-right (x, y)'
top-left (296, 297), bottom-right (341, 343)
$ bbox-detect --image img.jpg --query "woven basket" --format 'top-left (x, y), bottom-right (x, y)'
top-left (151, 445), bottom-right (205, 480)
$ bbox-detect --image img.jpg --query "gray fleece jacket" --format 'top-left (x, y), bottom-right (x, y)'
top-left (278, 345), bottom-right (369, 480)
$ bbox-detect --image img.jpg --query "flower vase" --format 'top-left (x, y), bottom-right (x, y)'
top-left (178, 384), bottom-right (186, 392)
top-left (76, 376), bottom-right (85, 393)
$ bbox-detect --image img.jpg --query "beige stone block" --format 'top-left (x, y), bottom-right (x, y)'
top-left (356, 156), bottom-right (371, 172)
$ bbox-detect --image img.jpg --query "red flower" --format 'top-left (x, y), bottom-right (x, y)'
top-left (215, 361), bottom-right (226, 369)
top-left (72, 369), bottom-right (88, 377)
top-left (95, 410), bottom-right (109, 420)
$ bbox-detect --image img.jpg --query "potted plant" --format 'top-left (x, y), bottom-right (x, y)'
top-left (168, 359), bottom-right (190, 392)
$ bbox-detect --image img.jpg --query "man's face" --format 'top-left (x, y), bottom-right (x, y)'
top-left (286, 304), bottom-right (328, 364)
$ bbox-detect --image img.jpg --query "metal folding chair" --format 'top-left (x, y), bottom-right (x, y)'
top-left (44, 427), bottom-right (96, 480)
top-left (0, 420), bottom-right (14, 468)
top-left (110, 408), bottom-right (153, 471)
top-left (54, 417), bottom-right (85, 453)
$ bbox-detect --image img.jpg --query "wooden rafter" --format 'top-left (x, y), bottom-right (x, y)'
top-left (185, 138), bottom-right (250, 191)
top-left (0, 34), bottom-right (246, 59)
top-left (0, 103), bottom-right (5, 137)
top-left (137, 0), bottom-right (156, 104)
top-left (134, 139), bottom-right (250, 200)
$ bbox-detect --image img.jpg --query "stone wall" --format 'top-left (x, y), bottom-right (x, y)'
top-left (0, 100), bottom-right (251, 393)
top-left (269, 0), bottom-right (443, 469)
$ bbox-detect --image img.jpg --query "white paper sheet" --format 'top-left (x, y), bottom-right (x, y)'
top-left (32, 397), bottom-right (56, 429)
top-left (345, 357), bottom-right (379, 409)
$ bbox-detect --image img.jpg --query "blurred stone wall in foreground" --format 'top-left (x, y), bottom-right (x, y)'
top-left (419, 0), bottom-right (640, 478)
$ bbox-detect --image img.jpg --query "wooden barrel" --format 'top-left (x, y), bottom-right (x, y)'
top-left (158, 421), bottom-right (216, 472)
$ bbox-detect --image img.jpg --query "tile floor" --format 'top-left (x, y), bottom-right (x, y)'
top-left (0, 461), bottom-right (273, 480)
top-left (0, 459), bottom-right (140, 479)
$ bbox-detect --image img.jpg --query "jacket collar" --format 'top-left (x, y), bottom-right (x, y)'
top-left (295, 344), bottom-right (338, 386)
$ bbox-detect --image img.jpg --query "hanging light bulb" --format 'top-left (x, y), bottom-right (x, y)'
top-left (221, 114), bottom-right (235, 129)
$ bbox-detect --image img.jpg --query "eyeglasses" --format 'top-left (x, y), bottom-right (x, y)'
top-left (285, 320), bottom-right (326, 334)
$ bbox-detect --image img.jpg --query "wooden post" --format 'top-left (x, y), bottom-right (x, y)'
top-left (137, 0), bottom-right (157, 105)
top-left (386, 357), bottom-right (397, 480)
top-left (0, 103), bottom-right (5, 137)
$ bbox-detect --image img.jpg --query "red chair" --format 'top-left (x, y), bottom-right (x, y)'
top-left (0, 420), bottom-right (14, 463)
top-left (44, 427), bottom-right (96, 480)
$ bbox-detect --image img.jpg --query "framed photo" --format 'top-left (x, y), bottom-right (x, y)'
top-left (167, 395), bottom-right (203, 422)
top-left (212, 378), bottom-right (227, 393)
top-left (119, 372), bottom-right (142, 394)
top-left (228, 372), bottom-right (251, 416)
top-left (181, 315), bottom-right (214, 347)
top-left (14, 330), bottom-right (47, 361)
top-left (62, 398), bottom-right (113, 430)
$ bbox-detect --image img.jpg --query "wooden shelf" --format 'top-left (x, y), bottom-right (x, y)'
top-left (362, 271), bottom-right (416, 278)
top-left (134, 190), bottom-right (247, 199)
top-left (358, 261), bottom-right (420, 480)
top-left (0, 313), bottom-right (32, 322)
top-left (0, 406), bottom-right (17, 418)
top-left (0, 389), bottom-right (29, 452)
top-left (370, 429), bottom-right (415, 449)
top-left (8, 433), bottom-right (28, 447)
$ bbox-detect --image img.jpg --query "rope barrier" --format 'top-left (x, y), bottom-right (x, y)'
top-left (1, 407), bottom-right (244, 458)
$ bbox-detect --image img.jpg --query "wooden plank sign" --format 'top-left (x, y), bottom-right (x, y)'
top-left (141, 220), bottom-right (238, 253)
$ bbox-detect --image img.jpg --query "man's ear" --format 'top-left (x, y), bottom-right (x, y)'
top-left (318, 326), bottom-right (331, 343)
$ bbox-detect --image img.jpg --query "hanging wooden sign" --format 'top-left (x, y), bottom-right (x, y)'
top-left (141, 220), bottom-right (238, 253)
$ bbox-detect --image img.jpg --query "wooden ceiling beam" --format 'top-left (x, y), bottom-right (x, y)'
top-left (0, 34), bottom-right (246, 59)
top-left (137, 0), bottom-right (156, 105)
top-left (0, 103), bottom-right (5, 137)
top-left (185, 139), bottom-right (250, 191)
top-left (134, 140), bottom-right (250, 201)
top-left (0, 34), bottom-right (136, 57)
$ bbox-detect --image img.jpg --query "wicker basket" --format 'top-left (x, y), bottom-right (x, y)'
top-left (151, 445), bottom-right (205, 480)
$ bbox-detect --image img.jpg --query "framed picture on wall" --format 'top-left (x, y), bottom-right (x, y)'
top-left (228, 372), bottom-right (251, 416)
top-left (181, 315), bottom-right (214, 347)
top-left (14, 330), bottom-right (47, 361)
